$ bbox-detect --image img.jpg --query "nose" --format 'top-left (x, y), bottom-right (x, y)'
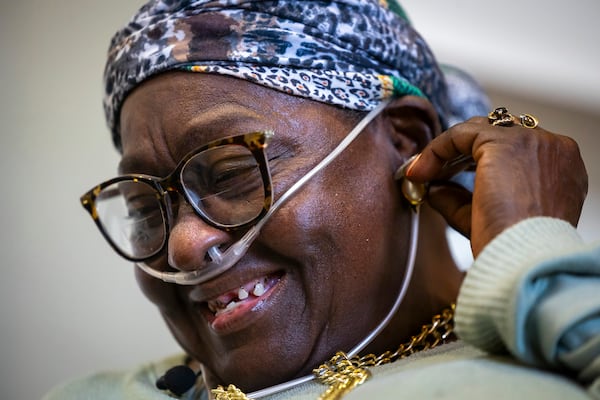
top-left (167, 206), bottom-right (231, 272)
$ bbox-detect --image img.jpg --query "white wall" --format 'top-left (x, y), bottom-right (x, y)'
top-left (1, 2), bottom-right (598, 399)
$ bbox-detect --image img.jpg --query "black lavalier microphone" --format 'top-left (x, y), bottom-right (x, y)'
top-left (156, 364), bottom-right (200, 397)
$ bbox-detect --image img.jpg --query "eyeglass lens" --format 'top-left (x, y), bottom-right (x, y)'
top-left (95, 180), bottom-right (167, 259)
top-left (93, 143), bottom-right (266, 260)
top-left (180, 144), bottom-right (265, 227)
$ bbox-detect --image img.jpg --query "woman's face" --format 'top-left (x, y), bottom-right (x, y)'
top-left (119, 72), bottom-right (412, 391)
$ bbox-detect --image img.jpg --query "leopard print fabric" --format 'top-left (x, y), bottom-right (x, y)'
top-left (104, 0), bottom-right (454, 150)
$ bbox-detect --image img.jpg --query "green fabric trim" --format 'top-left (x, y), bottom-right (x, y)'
top-left (388, 0), bottom-right (411, 23)
top-left (391, 75), bottom-right (425, 98)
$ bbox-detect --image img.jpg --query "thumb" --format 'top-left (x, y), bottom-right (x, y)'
top-left (427, 183), bottom-right (473, 239)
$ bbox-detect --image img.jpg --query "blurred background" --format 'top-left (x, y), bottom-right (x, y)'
top-left (1, 1), bottom-right (598, 399)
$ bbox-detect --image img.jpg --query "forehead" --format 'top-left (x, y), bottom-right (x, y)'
top-left (118, 72), bottom-right (360, 174)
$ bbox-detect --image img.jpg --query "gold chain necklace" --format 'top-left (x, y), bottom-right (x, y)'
top-left (212, 304), bottom-right (455, 400)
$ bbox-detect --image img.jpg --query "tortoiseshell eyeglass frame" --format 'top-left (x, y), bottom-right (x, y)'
top-left (80, 131), bottom-right (274, 262)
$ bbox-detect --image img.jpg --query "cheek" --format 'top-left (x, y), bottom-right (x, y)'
top-left (262, 170), bottom-right (406, 352)
top-left (262, 160), bottom-right (402, 291)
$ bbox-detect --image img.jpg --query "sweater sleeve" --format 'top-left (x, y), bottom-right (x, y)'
top-left (454, 217), bottom-right (600, 391)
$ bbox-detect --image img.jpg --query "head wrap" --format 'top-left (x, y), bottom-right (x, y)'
top-left (104, 0), bottom-right (488, 150)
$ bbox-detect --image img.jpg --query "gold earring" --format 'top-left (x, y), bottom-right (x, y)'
top-left (401, 178), bottom-right (427, 206)
top-left (394, 154), bottom-right (427, 206)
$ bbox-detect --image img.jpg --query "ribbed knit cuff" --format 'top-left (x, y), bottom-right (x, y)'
top-left (454, 217), bottom-right (583, 354)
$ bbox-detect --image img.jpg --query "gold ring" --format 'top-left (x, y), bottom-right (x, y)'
top-left (519, 113), bottom-right (539, 129)
top-left (488, 107), bottom-right (539, 129)
top-left (488, 107), bottom-right (515, 126)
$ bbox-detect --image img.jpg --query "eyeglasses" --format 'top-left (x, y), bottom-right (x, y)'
top-left (80, 131), bottom-right (274, 261)
top-left (81, 100), bottom-right (390, 283)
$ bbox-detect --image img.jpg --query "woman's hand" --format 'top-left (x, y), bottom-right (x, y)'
top-left (406, 114), bottom-right (588, 257)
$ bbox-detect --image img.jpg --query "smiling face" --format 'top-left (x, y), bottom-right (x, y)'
top-left (119, 72), bottom-right (414, 391)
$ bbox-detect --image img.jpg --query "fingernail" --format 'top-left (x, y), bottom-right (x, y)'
top-left (405, 153), bottom-right (422, 177)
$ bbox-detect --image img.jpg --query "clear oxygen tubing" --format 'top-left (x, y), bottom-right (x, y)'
top-left (135, 98), bottom-right (393, 286)
top-left (142, 97), bottom-right (421, 398)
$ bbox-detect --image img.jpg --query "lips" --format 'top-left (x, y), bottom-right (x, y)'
top-left (207, 275), bottom-right (280, 316)
top-left (191, 272), bottom-right (283, 332)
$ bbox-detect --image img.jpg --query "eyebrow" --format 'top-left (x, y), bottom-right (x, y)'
top-left (177, 102), bottom-right (266, 148)
top-left (118, 102), bottom-right (271, 176)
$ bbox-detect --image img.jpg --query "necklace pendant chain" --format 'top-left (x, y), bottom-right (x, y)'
top-left (314, 304), bottom-right (455, 400)
top-left (314, 352), bottom-right (371, 400)
top-left (212, 384), bottom-right (252, 400)
top-left (210, 305), bottom-right (455, 400)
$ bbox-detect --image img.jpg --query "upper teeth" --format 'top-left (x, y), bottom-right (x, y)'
top-left (210, 278), bottom-right (270, 316)
top-left (238, 287), bottom-right (249, 300)
top-left (253, 282), bottom-right (265, 296)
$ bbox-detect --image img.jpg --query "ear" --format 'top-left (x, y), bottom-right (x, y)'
top-left (382, 95), bottom-right (441, 160)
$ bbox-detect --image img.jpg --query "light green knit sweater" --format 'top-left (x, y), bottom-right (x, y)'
top-left (44, 218), bottom-right (600, 399)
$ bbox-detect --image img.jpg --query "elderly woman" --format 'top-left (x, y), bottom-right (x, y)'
top-left (46, 1), bottom-right (599, 399)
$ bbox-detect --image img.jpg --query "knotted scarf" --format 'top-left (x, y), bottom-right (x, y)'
top-left (104, 0), bottom-right (488, 150)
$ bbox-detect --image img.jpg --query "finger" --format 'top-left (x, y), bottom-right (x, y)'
top-left (427, 183), bottom-right (473, 238)
top-left (406, 118), bottom-right (488, 183)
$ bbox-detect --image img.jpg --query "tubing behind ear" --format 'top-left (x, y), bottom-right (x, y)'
top-left (394, 154), bottom-right (427, 207)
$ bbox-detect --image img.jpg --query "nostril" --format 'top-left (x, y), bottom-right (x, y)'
top-left (207, 245), bottom-right (224, 263)
top-left (167, 211), bottom-right (231, 272)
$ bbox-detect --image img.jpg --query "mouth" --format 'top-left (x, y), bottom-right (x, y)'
top-left (199, 272), bottom-right (283, 332)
